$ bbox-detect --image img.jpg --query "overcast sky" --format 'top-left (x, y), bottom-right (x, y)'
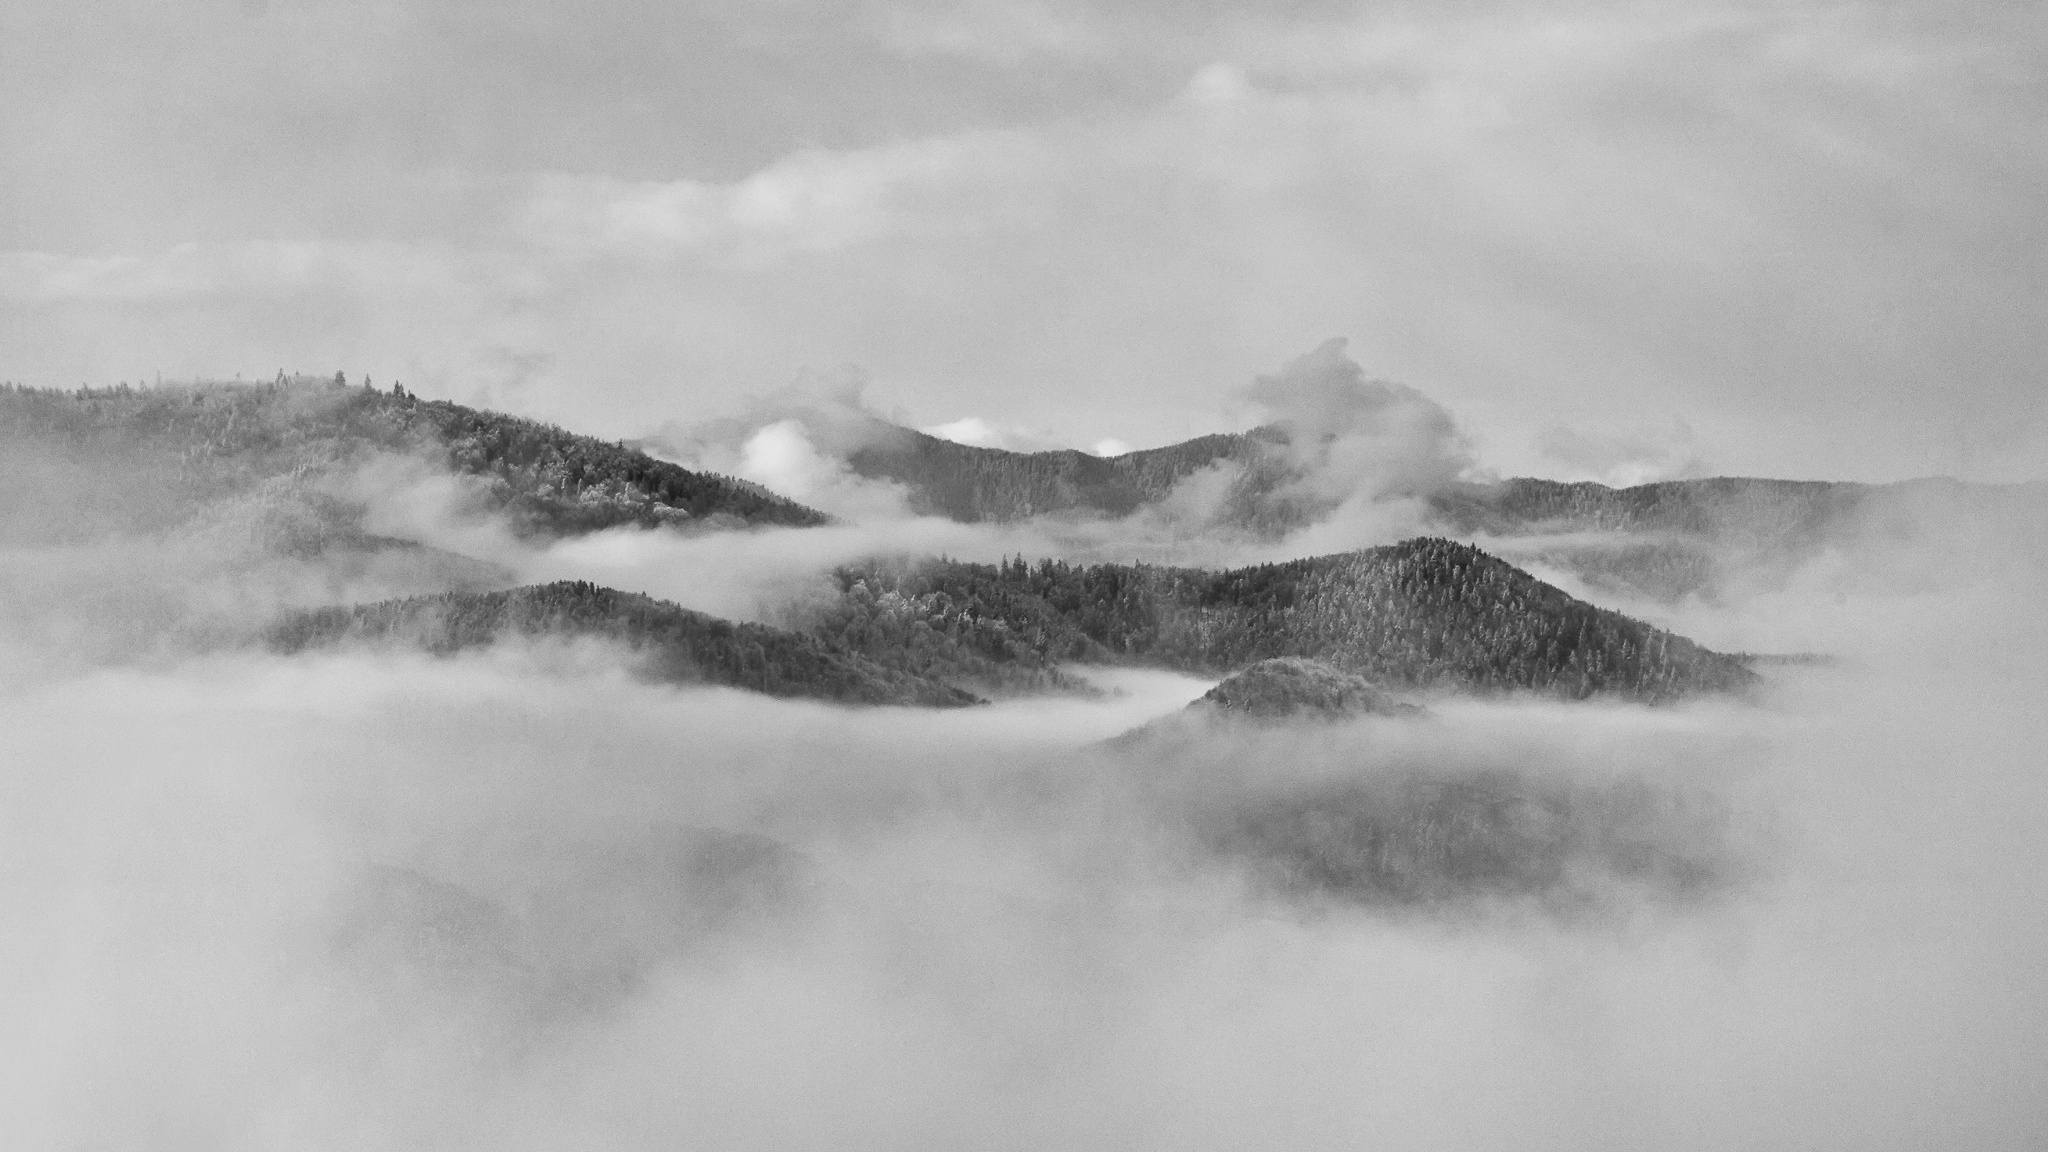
top-left (2, 0), bottom-right (2042, 483)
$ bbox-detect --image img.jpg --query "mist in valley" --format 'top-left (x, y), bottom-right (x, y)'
top-left (5, 413), bottom-right (2047, 1150)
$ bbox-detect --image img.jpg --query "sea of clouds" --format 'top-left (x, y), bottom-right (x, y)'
top-left (4, 389), bottom-right (2046, 1149)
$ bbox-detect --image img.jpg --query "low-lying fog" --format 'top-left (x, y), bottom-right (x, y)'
top-left (6, 587), bottom-right (2048, 1149)
top-left (5, 422), bottom-right (2047, 1149)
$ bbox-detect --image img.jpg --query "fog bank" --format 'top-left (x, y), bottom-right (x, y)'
top-left (4, 611), bottom-right (2046, 1148)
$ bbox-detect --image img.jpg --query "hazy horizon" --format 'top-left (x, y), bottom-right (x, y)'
top-left (4, 0), bottom-right (2045, 485)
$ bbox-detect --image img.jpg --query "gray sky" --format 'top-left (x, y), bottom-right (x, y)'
top-left (2, 0), bottom-right (2043, 482)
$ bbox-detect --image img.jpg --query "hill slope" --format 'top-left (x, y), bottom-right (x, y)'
top-left (271, 581), bottom-right (979, 707)
top-left (0, 379), bottom-right (829, 540)
top-left (816, 538), bottom-right (1751, 701)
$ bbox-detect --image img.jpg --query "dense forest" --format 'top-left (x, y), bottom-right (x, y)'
top-left (270, 581), bottom-right (979, 707)
top-left (0, 377), bottom-right (828, 538)
top-left (814, 538), bottom-right (1752, 701)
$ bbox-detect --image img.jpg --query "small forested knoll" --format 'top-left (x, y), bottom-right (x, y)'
top-left (271, 581), bottom-right (980, 707)
top-left (817, 538), bottom-right (1752, 701)
top-left (1105, 658), bottom-right (1422, 751)
top-left (0, 379), bottom-right (828, 539)
top-left (1191, 658), bottom-right (1421, 721)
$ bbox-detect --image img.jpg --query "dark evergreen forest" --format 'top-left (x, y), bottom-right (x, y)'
top-left (269, 541), bottom-right (1750, 706)
top-left (815, 538), bottom-right (1752, 701)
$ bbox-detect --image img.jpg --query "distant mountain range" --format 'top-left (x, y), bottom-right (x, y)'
top-left (823, 413), bottom-right (2032, 603)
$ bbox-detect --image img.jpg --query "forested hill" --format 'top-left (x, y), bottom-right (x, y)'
top-left (0, 378), bottom-right (828, 536)
top-left (1190, 658), bottom-right (1421, 721)
top-left (816, 538), bottom-right (1753, 701)
top-left (843, 418), bottom-right (1276, 522)
top-left (270, 581), bottom-right (979, 707)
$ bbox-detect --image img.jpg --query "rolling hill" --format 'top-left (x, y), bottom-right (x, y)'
top-left (270, 580), bottom-right (981, 707)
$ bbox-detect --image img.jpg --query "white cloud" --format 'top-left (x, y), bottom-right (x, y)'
top-left (919, 416), bottom-right (1067, 453)
top-left (865, 0), bottom-right (1113, 62)
top-left (0, 241), bottom-right (490, 304)
top-left (519, 132), bottom-right (1039, 266)
top-left (4, 1), bottom-right (2042, 481)
top-left (1537, 418), bottom-right (1707, 488)
top-left (1183, 62), bottom-right (1257, 105)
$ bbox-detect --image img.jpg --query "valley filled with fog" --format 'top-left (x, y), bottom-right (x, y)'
top-left (4, 372), bottom-right (2044, 1150)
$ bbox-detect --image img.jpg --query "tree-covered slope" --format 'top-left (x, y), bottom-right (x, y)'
top-left (0, 378), bottom-right (828, 537)
top-left (818, 538), bottom-right (1752, 701)
top-left (271, 581), bottom-right (980, 707)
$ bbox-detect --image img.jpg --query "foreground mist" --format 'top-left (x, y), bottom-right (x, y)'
top-left (5, 618), bottom-right (2046, 1148)
top-left (5, 390), bottom-right (2046, 1148)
